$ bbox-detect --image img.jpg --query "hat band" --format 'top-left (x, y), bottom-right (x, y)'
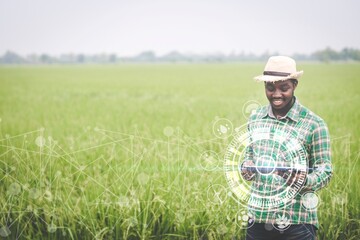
top-left (263, 71), bottom-right (290, 77)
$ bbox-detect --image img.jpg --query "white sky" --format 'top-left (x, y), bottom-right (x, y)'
top-left (1, 0), bottom-right (360, 56)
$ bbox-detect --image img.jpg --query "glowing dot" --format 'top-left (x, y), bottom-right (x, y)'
top-left (117, 196), bottom-right (130, 207)
top-left (137, 172), bottom-right (149, 185)
top-left (44, 190), bottom-right (53, 202)
top-left (163, 126), bottom-right (174, 137)
top-left (7, 183), bottom-right (21, 196)
top-left (301, 192), bottom-right (319, 210)
top-left (264, 223), bottom-right (273, 231)
top-left (35, 136), bottom-right (46, 147)
top-left (216, 224), bottom-right (227, 235)
top-left (47, 223), bottom-right (57, 233)
top-left (127, 217), bottom-right (138, 227)
top-left (0, 226), bottom-right (11, 237)
top-left (176, 213), bottom-right (185, 223)
top-left (220, 125), bottom-right (228, 134)
top-left (29, 188), bottom-right (41, 199)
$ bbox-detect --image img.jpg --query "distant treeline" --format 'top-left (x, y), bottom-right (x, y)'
top-left (1, 47), bottom-right (360, 64)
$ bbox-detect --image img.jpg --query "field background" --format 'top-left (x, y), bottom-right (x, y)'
top-left (0, 63), bottom-right (359, 239)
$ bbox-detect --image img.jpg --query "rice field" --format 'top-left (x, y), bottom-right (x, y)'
top-left (0, 63), bottom-right (359, 239)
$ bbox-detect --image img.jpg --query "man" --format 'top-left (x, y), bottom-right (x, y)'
top-left (241, 56), bottom-right (332, 240)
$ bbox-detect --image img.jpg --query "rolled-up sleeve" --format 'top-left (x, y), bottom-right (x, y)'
top-left (302, 121), bottom-right (332, 191)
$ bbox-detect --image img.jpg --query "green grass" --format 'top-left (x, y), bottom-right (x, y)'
top-left (0, 63), bottom-right (359, 239)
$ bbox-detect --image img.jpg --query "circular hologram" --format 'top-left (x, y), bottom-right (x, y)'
top-left (234, 210), bottom-right (255, 229)
top-left (301, 192), bottom-right (320, 210)
top-left (163, 126), bottom-right (174, 137)
top-left (213, 118), bottom-right (233, 139)
top-left (224, 119), bottom-right (307, 211)
top-left (199, 150), bottom-right (220, 171)
top-left (206, 184), bottom-right (228, 204)
top-left (272, 211), bottom-right (291, 231)
top-left (242, 100), bottom-right (262, 119)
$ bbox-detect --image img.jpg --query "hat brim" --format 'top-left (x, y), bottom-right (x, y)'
top-left (254, 71), bottom-right (303, 82)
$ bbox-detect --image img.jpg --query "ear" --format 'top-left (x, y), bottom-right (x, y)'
top-left (292, 80), bottom-right (298, 89)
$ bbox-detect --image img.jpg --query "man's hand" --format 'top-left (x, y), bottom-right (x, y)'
top-left (241, 160), bottom-right (256, 180)
top-left (276, 170), bottom-right (306, 186)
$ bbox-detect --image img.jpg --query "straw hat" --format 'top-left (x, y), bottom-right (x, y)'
top-left (254, 56), bottom-right (303, 82)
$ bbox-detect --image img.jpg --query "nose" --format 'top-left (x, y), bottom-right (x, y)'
top-left (273, 89), bottom-right (282, 98)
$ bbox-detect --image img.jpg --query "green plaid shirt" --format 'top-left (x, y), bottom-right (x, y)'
top-left (244, 97), bottom-right (332, 228)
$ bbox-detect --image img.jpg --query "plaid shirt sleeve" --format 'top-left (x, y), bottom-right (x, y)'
top-left (241, 144), bottom-right (256, 181)
top-left (302, 121), bottom-right (332, 192)
top-left (240, 122), bottom-right (256, 181)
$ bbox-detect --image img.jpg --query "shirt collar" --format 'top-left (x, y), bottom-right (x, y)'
top-left (260, 97), bottom-right (301, 122)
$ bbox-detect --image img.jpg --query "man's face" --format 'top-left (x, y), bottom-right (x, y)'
top-left (265, 79), bottom-right (297, 111)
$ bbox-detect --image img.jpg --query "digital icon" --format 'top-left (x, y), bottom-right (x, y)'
top-left (199, 151), bottom-right (219, 171)
top-left (213, 118), bottom-right (233, 138)
top-left (242, 100), bottom-right (262, 119)
top-left (234, 210), bottom-right (255, 229)
top-left (206, 184), bottom-right (228, 204)
top-left (272, 211), bottom-right (291, 231)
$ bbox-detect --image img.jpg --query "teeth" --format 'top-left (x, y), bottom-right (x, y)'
top-left (273, 100), bottom-right (283, 105)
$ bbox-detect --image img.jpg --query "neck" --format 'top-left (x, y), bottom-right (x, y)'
top-left (273, 97), bottom-right (295, 118)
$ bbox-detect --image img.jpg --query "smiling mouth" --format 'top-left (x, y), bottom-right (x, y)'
top-left (272, 99), bottom-right (284, 106)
